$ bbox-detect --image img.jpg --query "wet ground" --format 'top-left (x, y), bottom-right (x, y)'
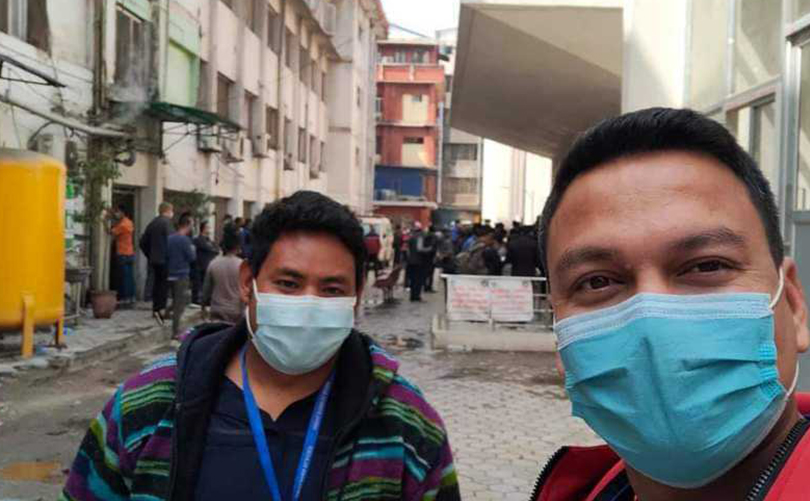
top-left (0, 284), bottom-right (600, 500)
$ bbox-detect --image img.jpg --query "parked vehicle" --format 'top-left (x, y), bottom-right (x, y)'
top-left (360, 216), bottom-right (394, 267)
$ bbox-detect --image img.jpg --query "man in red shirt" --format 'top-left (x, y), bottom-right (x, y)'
top-left (110, 205), bottom-right (136, 305)
top-left (364, 226), bottom-right (382, 276)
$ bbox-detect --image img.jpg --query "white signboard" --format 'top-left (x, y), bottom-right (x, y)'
top-left (490, 279), bottom-right (534, 322)
top-left (446, 276), bottom-right (534, 322)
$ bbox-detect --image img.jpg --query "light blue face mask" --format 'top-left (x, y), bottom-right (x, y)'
top-left (555, 271), bottom-right (797, 488)
top-left (246, 281), bottom-right (356, 375)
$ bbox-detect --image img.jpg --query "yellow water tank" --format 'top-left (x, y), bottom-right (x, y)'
top-left (0, 149), bottom-right (65, 354)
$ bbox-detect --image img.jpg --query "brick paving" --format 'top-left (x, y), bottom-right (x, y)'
top-left (358, 285), bottom-right (602, 500)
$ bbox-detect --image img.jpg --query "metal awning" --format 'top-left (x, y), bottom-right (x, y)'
top-left (146, 101), bottom-right (241, 131)
top-left (452, 0), bottom-right (623, 159)
top-left (0, 53), bottom-right (66, 87)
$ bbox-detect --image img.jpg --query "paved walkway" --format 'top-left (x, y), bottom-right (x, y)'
top-left (358, 286), bottom-right (602, 500)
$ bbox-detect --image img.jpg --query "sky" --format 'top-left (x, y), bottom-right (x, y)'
top-left (380, 0), bottom-right (461, 39)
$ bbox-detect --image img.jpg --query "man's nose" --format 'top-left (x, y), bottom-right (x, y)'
top-left (633, 269), bottom-right (671, 295)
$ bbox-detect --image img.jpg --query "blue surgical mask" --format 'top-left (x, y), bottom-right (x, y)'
top-left (555, 270), bottom-right (797, 488)
top-left (246, 281), bottom-right (356, 375)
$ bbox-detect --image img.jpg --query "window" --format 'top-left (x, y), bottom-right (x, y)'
top-left (115, 7), bottom-right (150, 85)
top-left (298, 127), bottom-right (307, 163)
top-left (376, 135), bottom-right (382, 155)
top-left (285, 29), bottom-right (294, 68)
top-left (375, 97), bottom-right (383, 119)
top-left (198, 61), bottom-right (211, 109)
top-left (216, 73), bottom-right (233, 118)
top-left (447, 144), bottom-right (478, 162)
top-left (412, 50), bottom-right (427, 64)
top-left (320, 141), bottom-right (326, 172)
top-left (688, 0), bottom-right (729, 109)
top-left (248, 0), bottom-right (262, 35)
top-left (321, 70), bottom-right (327, 101)
top-left (411, 94), bottom-right (424, 103)
top-left (266, 106), bottom-right (279, 149)
top-left (299, 45), bottom-right (310, 86)
top-left (244, 91), bottom-right (256, 133)
top-left (268, 7), bottom-right (280, 53)
top-left (734, 0), bottom-right (781, 93)
top-left (0, 0), bottom-right (50, 51)
top-left (394, 50), bottom-right (406, 63)
top-left (284, 118), bottom-right (294, 169)
top-left (309, 134), bottom-right (318, 178)
top-left (313, 61), bottom-right (321, 95)
top-left (404, 137), bottom-right (424, 144)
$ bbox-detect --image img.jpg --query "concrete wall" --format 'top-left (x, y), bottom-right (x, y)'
top-left (621, 0), bottom-right (688, 111)
top-left (0, 0), bottom-right (96, 268)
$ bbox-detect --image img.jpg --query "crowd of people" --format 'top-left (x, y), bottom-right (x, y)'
top-left (364, 218), bottom-right (545, 302)
top-left (107, 202), bottom-right (254, 337)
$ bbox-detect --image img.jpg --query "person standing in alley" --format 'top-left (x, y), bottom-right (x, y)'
top-left (240, 218), bottom-right (254, 260)
top-left (407, 222), bottom-right (433, 301)
top-left (110, 205), bottom-right (136, 306)
top-left (139, 202), bottom-right (174, 326)
top-left (192, 220), bottom-right (220, 306)
top-left (201, 226), bottom-right (243, 324)
top-left (364, 226), bottom-right (382, 276)
top-left (393, 224), bottom-right (403, 265)
top-left (166, 213), bottom-right (196, 338)
top-left (505, 225), bottom-right (541, 277)
top-left (423, 226), bottom-right (439, 292)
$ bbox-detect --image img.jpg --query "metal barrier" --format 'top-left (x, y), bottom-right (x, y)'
top-left (440, 274), bottom-right (553, 331)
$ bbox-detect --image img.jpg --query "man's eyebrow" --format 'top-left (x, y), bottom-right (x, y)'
top-left (276, 268), bottom-right (306, 279)
top-left (555, 246), bottom-right (620, 277)
top-left (667, 227), bottom-right (747, 253)
top-left (321, 275), bottom-right (351, 284)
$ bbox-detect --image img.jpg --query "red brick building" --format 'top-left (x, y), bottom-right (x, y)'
top-left (373, 40), bottom-right (446, 228)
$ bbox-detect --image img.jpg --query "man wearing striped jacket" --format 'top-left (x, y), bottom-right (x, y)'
top-left (61, 191), bottom-right (460, 501)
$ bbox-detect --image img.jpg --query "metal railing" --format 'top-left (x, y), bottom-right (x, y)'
top-left (440, 274), bottom-right (553, 331)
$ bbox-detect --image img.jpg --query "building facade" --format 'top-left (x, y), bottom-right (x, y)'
top-left (435, 27), bottom-right (483, 226)
top-left (373, 39), bottom-right (445, 227)
top-left (0, 0), bottom-right (386, 293)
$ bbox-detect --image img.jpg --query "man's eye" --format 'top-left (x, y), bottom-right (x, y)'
top-left (324, 287), bottom-right (346, 296)
top-left (687, 260), bottom-right (731, 274)
top-left (577, 275), bottom-right (614, 291)
top-left (276, 280), bottom-right (299, 289)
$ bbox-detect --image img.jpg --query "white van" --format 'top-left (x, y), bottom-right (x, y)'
top-left (360, 216), bottom-right (394, 267)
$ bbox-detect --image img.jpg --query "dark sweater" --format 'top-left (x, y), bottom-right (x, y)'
top-left (139, 215), bottom-right (174, 265)
top-left (167, 233), bottom-right (196, 280)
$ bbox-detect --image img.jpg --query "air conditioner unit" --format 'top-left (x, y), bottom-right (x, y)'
top-left (224, 133), bottom-right (245, 163)
top-left (198, 128), bottom-right (223, 153)
top-left (252, 133), bottom-right (271, 158)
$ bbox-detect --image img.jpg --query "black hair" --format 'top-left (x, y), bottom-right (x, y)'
top-left (221, 227), bottom-right (241, 253)
top-left (248, 191), bottom-right (367, 288)
top-left (178, 212), bottom-right (193, 228)
top-left (199, 220), bottom-right (209, 233)
top-left (539, 107), bottom-right (784, 274)
top-left (116, 204), bottom-right (127, 215)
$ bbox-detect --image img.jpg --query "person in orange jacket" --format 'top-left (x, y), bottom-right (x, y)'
top-left (531, 108), bottom-right (810, 501)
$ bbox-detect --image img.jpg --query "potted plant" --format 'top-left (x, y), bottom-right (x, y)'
top-left (73, 151), bottom-right (122, 319)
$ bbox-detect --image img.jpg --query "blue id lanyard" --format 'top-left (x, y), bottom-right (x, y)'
top-left (240, 344), bottom-right (335, 501)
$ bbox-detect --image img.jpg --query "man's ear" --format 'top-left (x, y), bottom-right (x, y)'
top-left (783, 258), bottom-right (810, 353)
top-left (239, 261), bottom-right (254, 306)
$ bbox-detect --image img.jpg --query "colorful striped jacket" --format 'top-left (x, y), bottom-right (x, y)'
top-left (60, 323), bottom-right (460, 500)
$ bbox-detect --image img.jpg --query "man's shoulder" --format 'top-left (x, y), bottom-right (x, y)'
top-left (368, 343), bottom-right (448, 444)
top-left (120, 355), bottom-right (178, 401)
